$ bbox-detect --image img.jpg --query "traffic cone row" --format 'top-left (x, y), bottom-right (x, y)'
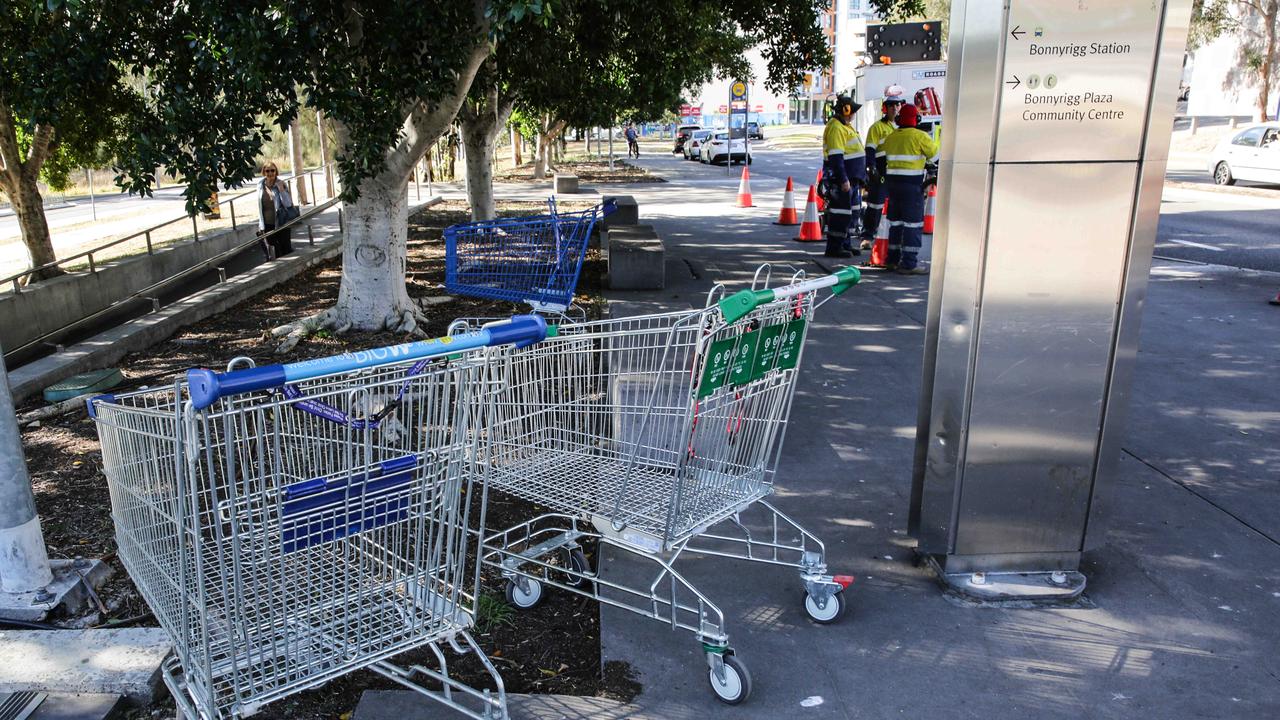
top-left (773, 177), bottom-right (799, 225)
top-left (792, 185), bottom-right (823, 242)
top-left (923, 184), bottom-right (937, 234)
top-left (736, 166), bottom-right (754, 208)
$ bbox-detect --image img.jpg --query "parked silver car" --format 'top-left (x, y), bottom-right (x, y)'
top-left (1209, 123), bottom-right (1280, 185)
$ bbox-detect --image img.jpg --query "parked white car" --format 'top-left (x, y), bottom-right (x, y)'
top-left (1209, 123), bottom-right (1280, 185)
top-left (702, 131), bottom-right (752, 165)
top-left (684, 130), bottom-right (712, 160)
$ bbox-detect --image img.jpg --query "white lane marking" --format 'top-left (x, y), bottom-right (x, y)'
top-left (1163, 238), bottom-right (1225, 252)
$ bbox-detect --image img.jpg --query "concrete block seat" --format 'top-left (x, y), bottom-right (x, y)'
top-left (553, 173), bottom-right (579, 194)
top-left (606, 224), bottom-right (664, 290)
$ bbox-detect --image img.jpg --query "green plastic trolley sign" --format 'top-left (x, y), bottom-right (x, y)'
top-left (697, 318), bottom-right (807, 398)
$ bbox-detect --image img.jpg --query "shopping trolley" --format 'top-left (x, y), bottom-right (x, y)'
top-left (444, 198), bottom-right (616, 313)
top-left (477, 266), bottom-right (861, 705)
top-left (87, 316), bottom-right (548, 720)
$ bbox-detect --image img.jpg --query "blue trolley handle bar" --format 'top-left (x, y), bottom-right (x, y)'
top-left (185, 314), bottom-right (548, 410)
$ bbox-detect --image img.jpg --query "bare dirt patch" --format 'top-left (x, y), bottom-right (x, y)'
top-left (495, 157), bottom-right (664, 184)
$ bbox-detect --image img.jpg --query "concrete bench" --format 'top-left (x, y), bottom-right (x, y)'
top-left (593, 195), bottom-right (638, 249)
top-left (553, 173), bottom-right (579, 194)
top-left (601, 195), bottom-right (639, 228)
top-left (607, 225), bottom-right (664, 290)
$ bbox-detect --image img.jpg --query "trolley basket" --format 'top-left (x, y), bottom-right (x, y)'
top-left (444, 198), bottom-right (616, 312)
top-left (478, 267), bottom-right (861, 705)
top-left (87, 315), bottom-right (548, 720)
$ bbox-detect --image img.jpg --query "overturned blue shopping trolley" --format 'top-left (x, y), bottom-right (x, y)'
top-left (445, 198), bottom-right (616, 312)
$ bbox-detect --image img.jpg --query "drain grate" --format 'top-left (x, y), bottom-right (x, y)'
top-left (0, 692), bottom-right (45, 720)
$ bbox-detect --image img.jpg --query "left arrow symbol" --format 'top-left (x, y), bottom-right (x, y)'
top-left (1010, 25), bottom-right (1025, 40)
top-left (1005, 75), bottom-right (1021, 90)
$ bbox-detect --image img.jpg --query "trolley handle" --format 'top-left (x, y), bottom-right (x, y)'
top-left (184, 314), bottom-right (548, 410)
top-left (717, 267), bottom-right (861, 323)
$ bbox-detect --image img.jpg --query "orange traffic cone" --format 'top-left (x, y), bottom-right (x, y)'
top-left (792, 185), bottom-right (823, 242)
top-left (1270, 290), bottom-right (1280, 306)
top-left (736, 166), bottom-right (754, 207)
top-left (870, 197), bottom-right (891, 266)
top-left (923, 184), bottom-right (937, 234)
top-left (814, 169), bottom-right (826, 212)
top-left (774, 177), bottom-right (799, 225)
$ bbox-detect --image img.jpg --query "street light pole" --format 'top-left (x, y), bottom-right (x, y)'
top-left (0, 344), bottom-right (53, 594)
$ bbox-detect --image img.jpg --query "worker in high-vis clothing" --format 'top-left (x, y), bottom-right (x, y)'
top-left (876, 103), bottom-right (939, 274)
top-left (820, 95), bottom-right (865, 258)
top-left (860, 93), bottom-right (905, 250)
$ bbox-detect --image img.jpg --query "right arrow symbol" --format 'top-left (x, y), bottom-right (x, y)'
top-left (1011, 25), bottom-right (1025, 40)
top-left (1006, 75), bottom-right (1022, 90)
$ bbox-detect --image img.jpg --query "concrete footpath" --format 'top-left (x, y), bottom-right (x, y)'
top-left (578, 161), bottom-right (1280, 719)
top-left (358, 158), bottom-right (1278, 718)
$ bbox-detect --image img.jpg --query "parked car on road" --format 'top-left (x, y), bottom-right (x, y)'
top-left (673, 124), bottom-right (701, 154)
top-left (703, 131), bottom-right (752, 165)
top-left (684, 129), bottom-right (712, 160)
top-left (1209, 123), bottom-right (1280, 185)
top-left (746, 121), bottom-right (764, 141)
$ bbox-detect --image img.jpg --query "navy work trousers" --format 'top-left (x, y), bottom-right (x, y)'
top-left (886, 175), bottom-right (925, 268)
top-left (824, 180), bottom-right (861, 254)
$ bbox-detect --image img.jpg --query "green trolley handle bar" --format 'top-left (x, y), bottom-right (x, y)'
top-left (717, 266), bottom-right (861, 324)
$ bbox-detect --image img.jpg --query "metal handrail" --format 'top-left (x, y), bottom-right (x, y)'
top-left (2, 164), bottom-right (335, 293)
top-left (2, 195), bottom-right (344, 364)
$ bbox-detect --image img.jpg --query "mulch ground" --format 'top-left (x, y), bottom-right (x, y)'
top-left (495, 157), bottom-right (664, 184)
top-left (17, 199), bottom-right (641, 718)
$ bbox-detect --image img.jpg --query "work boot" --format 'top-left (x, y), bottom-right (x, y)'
top-left (859, 239), bottom-right (873, 250)
top-left (825, 248), bottom-right (854, 258)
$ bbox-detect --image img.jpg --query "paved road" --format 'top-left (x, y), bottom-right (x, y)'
top-left (664, 143), bottom-right (1280, 273)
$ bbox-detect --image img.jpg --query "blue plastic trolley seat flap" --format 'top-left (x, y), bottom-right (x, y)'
top-left (444, 198), bottom-right (617, 311)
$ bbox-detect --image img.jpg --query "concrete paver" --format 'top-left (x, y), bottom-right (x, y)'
top-left (0, 629), bottom-right (170, 705)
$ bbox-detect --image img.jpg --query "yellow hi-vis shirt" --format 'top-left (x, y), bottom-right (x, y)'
top-left (880, 127), bottom-right (940, 177)
top-left (822, 118), bottom-right (864, 161)
top-left (864, 119), bottom-right (896, 158)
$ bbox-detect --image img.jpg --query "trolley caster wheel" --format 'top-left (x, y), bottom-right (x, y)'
top-left (707, 653), bottom-right (752, 705)
top-left (803, 589), bottom-right (847, 625)
top-left (563, 548), bottom-right (592, 588)
top-left (505, 577), bottom-right (544, 610)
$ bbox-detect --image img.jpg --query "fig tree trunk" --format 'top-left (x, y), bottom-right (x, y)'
top-left (330, 177), bottom-right (418, 332)
top-left (9, 175), bottom-right (63, 284)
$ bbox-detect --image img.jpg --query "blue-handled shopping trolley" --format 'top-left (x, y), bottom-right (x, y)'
top-left (87, 315), bottom-right (549, 720)
top-left (445, 198), bottom-right (616, 312)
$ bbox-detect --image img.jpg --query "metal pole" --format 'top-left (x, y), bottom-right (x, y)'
top-left (85, 168), bottom-right (97, 221)
top-left (608, 124), bottom-right (614, 170)
top-left (0, 344), bottom-right (53, 594)
top-left (288, 118), bottom-right (309, 205)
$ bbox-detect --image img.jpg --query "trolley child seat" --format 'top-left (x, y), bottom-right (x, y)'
top-left (444, 198), bottom-right (617, 313)
top-left (87, 316), bottom-right (549, 720)
top-left (477, 266), bottom-right (862, 705)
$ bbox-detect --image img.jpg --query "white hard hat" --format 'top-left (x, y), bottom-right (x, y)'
top-left (884, 84), bottom-right (907, 102)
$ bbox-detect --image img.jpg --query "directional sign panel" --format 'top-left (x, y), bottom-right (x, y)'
top-left (996, 0), bottom-right (1162, 163)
